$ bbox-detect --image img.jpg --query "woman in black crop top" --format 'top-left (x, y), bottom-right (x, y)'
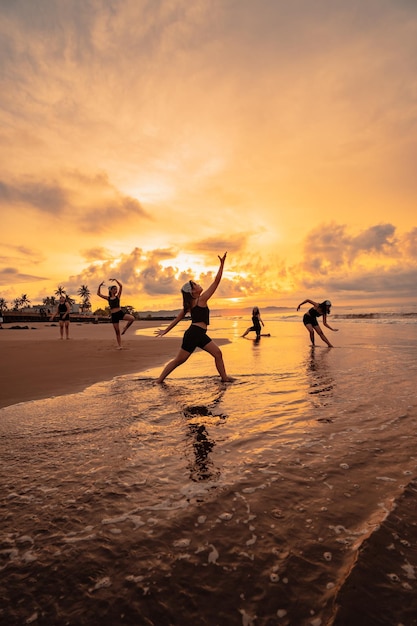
top-left (296, 298), bottom-right (339, 347)
top-left (97, 278), bottom-right (135, 349)
top-left (50, 295), bottom-right (71, 339)
top-left (155, 253), bottom-right (233, 383)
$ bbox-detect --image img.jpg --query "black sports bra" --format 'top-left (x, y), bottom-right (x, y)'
top-left (108, 296), bottom-right (120, 309)
top-left (308, 307), bottom-right (322, 320)
top-left (190, 305), bottom-right (209, 325)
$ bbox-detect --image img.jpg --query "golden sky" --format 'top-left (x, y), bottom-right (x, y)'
top-left (1, 0), bottom-right (417, 312)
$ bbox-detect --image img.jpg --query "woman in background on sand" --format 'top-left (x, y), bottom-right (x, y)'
top-left (154, 253), bottom-right (233, 383)
top-left (242, 306), bottom-right (264, 340)
top-left (296, 299), bottom-right (338, 347)
top-left (50, 295), bottom-right (71, 339)
top-left (97, 278), bottom-right (135, 349)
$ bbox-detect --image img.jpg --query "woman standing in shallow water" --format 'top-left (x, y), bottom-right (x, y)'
top-left (297, 299), bottom-right (339, 347)
top-left (154, 253), bottom-right (233, 383)
top-left (97, 278), bottom-right (135, 349)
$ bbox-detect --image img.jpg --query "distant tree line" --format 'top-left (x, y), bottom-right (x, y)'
top-left (0, 285), bottom-right (139, 318)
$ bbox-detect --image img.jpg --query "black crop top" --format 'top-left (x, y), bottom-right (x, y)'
top-left (108, 296), bottom-right (120, 309)
top-left (308, 307), bottom-right (322, 320)
top-left (190, 305), bottom-right (210, 325)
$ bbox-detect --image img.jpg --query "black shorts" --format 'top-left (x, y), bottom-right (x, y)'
top-left (303, 313), bottom-right (318, 327)
top-left (111, 310), bottom-right (125, 323)
top-left (59, 315), bottom-right (70, 323)
top-left (181, 324), bottom-right (212, 354)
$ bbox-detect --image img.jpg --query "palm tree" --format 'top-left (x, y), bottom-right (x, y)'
top-left (19, 294), bottom-right (31, 309)
top-left (13, 297), bottom-right (22, 310)
top-left (55, 286), bottom-right (66, 297)
top-left (0, 298), bottom-right (7, 313)
top-left (77, 285), bottom-right (91, 313)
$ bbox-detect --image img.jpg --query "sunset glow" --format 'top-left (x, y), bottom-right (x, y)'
top-left (1, 0), bottom-right (417, 312)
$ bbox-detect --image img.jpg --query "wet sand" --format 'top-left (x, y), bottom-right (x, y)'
top-left (0, 321), bottom-right (180, 408)
top-left (1, 319), bottom-right (417, 625)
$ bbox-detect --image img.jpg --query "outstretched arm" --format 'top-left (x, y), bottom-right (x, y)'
top-left (297, 299), bottom-right (317, 311)
top-left (154, 309), bottom-right (186, 337)
top-left (199, 253), bottom-right (227, 305)
top-left (97, 282), bottom-right (108, 301)
top-left (322, 316), bottom-right (339, 332)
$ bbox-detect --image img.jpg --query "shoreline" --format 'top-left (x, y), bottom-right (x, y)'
top-left (0, 322), bottom-right (180, 409)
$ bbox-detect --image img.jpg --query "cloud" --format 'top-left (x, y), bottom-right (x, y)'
top-left (0, 170), bottom-right (151, 232)
top-left (294, 222), bottom-right (417, 298)
top-left (0, 243), bottom-right (45, 265)
top-left (351, 224), bottom-right (397, 255)
top-left (0, 179), bottom-right (69, 213)
top-left (299, 222), bottom-right (399, 275)
top-left (0, 267), bottom-right (47, 286)
top-left (81, 247), bottom-right (114, 262)
top-left (2, 2), bottom-right (417, 309)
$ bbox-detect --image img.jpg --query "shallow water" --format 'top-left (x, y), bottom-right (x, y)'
top-left (1, 319), bottom-right (417, 625)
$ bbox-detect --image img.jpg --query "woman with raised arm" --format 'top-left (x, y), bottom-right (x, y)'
top-left (154, 253), bottom-right (233, 383)
top-left (97, 278), bottom-right (135, 349)
top-left (242, 306), bottom-right (264, 340)
top-left (296, 299), bottom-right (339, 347)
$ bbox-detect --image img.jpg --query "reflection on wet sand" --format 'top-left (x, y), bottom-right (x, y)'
top-left (186, 423), bottom-right (219, 481)
top-left (304, 346), bottom-right (335, 414)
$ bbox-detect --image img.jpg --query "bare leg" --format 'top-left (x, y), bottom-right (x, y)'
top-left (113, 323), bottom-right (122, 348)
top-left (304, 323), bottom-right (315, 346)
top-left (314, 325), bottom-right (333, 348)
top-left (121, 314), bottom-right (135, 335)
top-left (203, 341), bottom-right (233, 382)
top-left (65, 321), bottom-right (70, 339)
top-left (156, 348), bottom-right (191, 383)
top-left (59, 321), bottom-right (64, 339)
top-left (242, 327), bottom-right (250, 337)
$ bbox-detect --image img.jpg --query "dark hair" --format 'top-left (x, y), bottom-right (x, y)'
top-left (182, 291), bottom-right (194, 314)
top-left (319, 300), bottom-right (331, 314)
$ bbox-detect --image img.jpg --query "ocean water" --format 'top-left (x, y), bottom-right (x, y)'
top-left (1, 315), bottom-right (417, 626)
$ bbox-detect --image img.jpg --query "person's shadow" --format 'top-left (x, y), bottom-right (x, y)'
top-left (305, 347), bottom-right (335, 415)
top-left (186, 423), bottom-right (220, 481)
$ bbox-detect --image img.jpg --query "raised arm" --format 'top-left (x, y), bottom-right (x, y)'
top-left (297, 299), bottom-right (318, 311)
top-left (199, 253), bottom-right (227, 305)
top-left (154, 309), bottom-right (186, 337)
top-left (97, 281), bottom-right (108, 301)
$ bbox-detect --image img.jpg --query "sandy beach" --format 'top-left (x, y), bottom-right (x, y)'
top-left (1, 317), bottom-right (417, 625)
top-left (0, 321), bottom-right (180, 409)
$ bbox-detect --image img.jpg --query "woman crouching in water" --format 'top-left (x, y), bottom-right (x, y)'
top-left (154, 253), bottom-right (233, 383)
top-left (97, 278), bottom-right (135, 349)
top-left (296, 299), bottom-right (339, 347)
